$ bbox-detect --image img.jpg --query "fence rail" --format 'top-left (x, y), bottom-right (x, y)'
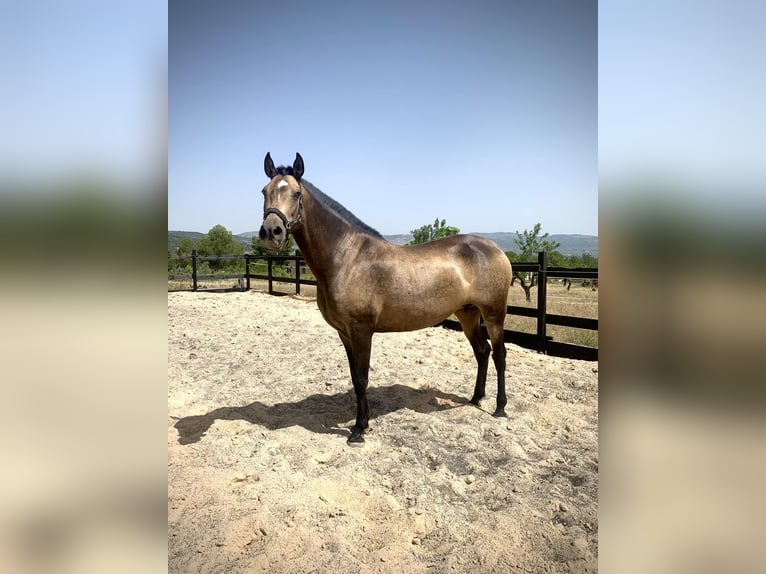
top-left (168, 250), bottom-right (598, 361)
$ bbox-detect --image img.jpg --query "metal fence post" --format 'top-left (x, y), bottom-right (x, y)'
top-left (536, 251), bottom-right (548, 353)
top-left (267, 256), bottom-right (273, 294)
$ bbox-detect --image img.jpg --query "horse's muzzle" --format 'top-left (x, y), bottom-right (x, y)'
top-left (259, 213), bottom-right (287, 253)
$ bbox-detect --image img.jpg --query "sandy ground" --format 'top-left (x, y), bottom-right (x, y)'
top-left (168, 291), bottom-right (598, 573)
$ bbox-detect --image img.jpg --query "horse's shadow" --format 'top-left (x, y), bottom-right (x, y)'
top-left (173, 384), bottom-right (469, 445)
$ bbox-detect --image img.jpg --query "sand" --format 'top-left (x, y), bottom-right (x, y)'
top-left (168, 290), bottom-right (598, 573)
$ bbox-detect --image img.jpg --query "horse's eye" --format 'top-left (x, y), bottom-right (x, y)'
top-left (293, 191), bottom-right (301, 199)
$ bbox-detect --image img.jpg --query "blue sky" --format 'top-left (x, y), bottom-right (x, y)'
top-left (169, 0), bottom-right (597, 236)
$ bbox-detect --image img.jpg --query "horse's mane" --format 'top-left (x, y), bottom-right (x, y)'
top-left (304, 180), bottom-right (383, 239)
top-left (276, 165), bottom-right (382, 238)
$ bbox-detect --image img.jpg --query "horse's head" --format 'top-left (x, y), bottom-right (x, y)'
top-left (259, 152), bottom-right (304, 253)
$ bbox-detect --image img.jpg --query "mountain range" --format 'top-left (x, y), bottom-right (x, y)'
top-left (170, 230), bottom-right (597, 256)
top-left (378, 232), bottom-right (598, 255)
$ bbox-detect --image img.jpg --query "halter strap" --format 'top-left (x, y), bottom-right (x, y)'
top-left (263, 195), bottom-right (303, 233)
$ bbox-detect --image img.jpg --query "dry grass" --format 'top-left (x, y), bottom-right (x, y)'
top-left (168, 277), bottom-right (598, 348)
top-left (504, 282), bottom-right (598, 348)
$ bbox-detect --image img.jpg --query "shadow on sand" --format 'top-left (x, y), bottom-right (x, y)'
top-left (173, 384), bottom-right (470, 445)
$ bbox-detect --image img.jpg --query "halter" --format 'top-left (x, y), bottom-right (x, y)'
top-left (263, 193), bottom-right (303, 235)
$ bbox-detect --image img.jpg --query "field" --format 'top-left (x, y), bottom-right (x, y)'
top-left (504, 282), bottom-right (599, 349)
top-left (168, 291), bottom-right (598, 573)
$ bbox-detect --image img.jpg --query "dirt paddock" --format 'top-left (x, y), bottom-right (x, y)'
top-left (168, 291), bottom-right (598, 573)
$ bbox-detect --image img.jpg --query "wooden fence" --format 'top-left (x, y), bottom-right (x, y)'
top-left (168, 250), bottom-right (598, 361)
top-left (442, 251), bottom-right (598, 361)
top-left (168, 251), bottom-right (316, 295)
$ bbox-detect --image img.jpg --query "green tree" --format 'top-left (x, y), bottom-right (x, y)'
top-left (409, 218), bottom-right (460, 245)
top-left (560, 252), bottom-right (598, 268)
top-left (176, 236), bottom-right (195, 256)
top-left (507, 223), bottom-right (562, 302)
top-left (197, 224), bottom-right (244, 272)
top-left (579, 252), bottom-right (598, 267)
top-left (546, 250), bottom-right (566, 268)
top-left (168, 236), bottom-right (196, 274)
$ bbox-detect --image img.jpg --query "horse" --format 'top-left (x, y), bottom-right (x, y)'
top-left (258, 153), bottom-right (514, 445)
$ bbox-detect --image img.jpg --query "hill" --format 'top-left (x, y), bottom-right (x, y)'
top-left (383, 232), bottom-right (597, 256)
top-left (168, 231), bottom-right (207, 253)
top-left (169, 230), bottom-right (597, 257)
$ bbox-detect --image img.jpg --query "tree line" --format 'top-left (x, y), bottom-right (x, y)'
top-left (410, 219), bottom-right (597, 302)
top-left (170, 220), bottom-right (597, 301)
top-left (168, 224), bottom-right (294, 275)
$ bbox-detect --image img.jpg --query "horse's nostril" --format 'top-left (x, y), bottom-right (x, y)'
top-left (259, 226), bottom-right (267, 240)
top-left (273, 227), bottom-right (282, 236)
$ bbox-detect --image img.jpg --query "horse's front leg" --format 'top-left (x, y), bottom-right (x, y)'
top-left (339, 328), bottom-right (373, 446)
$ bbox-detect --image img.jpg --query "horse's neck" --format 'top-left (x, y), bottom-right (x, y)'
top-left (292, 191), bottom-right (360, 280)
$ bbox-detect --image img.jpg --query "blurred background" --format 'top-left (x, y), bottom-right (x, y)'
top-left (1, 0), bottom-right (764, 572)
top-left (599, 1), bottom-right (766, 572)
top-left (0, 1), bottom-right (167, 572)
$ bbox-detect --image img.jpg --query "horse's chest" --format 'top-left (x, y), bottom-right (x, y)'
top-left (316, 282), bottom-right (378, 330)
top-left (315, 287), bottom-right (347, 325)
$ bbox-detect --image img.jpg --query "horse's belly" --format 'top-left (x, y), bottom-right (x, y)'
top-left (370, 267), bottom-right (471, 331)
top-left (374, 299), bottom-right (460, 332)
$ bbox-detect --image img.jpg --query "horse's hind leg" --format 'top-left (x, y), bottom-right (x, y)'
top-left (455, 306), bottom-right (491, 406)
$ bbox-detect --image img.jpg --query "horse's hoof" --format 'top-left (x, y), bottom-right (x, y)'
top-left (347, 426), bottom-right (366, 446)
top-left (347, 435), bottom-right (365, 447)
top-left (492, 409), bottom-right (508, 419)
top-left (469, 397), bottom-right (482, 406)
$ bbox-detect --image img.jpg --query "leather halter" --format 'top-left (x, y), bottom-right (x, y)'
top-left (263, 193), bottom-right (303, 234)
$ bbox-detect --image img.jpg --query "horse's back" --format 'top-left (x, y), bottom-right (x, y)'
top-left (404, 234), bottom-right (512, 286)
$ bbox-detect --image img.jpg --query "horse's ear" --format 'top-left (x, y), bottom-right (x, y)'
top-left (264, 152), bottom-right (278, 179)
top-left (293, 153), bottom-right (304, 181)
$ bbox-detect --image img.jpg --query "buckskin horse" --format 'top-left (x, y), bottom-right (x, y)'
top-left (259, 153), bottom-right (513, 445)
